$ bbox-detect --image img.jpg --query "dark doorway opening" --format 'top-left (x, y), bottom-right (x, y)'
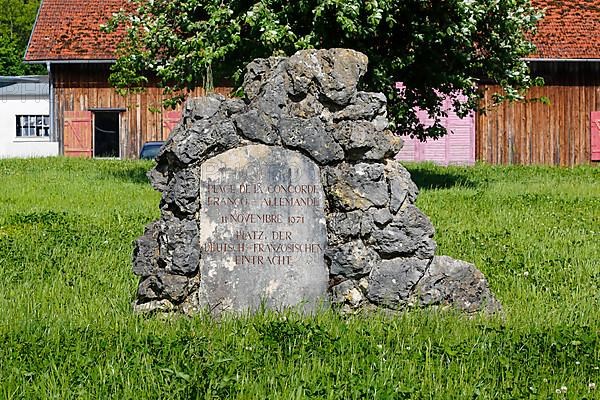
top-left (94, 112), bottom-right (120, 158)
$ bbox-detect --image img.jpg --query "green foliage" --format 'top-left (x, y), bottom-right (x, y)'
top-left (0, 36), bottom-right (26, 75)
top-left (0, 0), bottom-right (45, 75)
top-left (0, 158), bottom-right (599, 398)
top-left (105, 0), bottom-right (543, 140)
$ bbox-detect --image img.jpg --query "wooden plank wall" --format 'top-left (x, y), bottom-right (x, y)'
top-left (476, 62), bottom-right (600, 166)
top-left (52, 63), bottom-right (230, 158)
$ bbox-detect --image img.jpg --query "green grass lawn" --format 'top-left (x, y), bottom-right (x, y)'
top-left (0, 157), bottom-right (598, 399)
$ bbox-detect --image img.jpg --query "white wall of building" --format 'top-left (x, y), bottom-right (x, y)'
top-left (0, 88), bottom-right (58, 159)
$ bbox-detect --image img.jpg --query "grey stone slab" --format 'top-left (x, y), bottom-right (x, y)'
top-left (198, 144), bottom-right (329, 314)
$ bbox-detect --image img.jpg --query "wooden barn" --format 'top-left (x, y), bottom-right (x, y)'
top-left (477, 0), bottom-right (600, 166)
top-left (398, 0), bottom-right (600, 166)
top-left (24, 0), bottom-right (226, 159)
top-left (25, 0), bottom-right (600, 164)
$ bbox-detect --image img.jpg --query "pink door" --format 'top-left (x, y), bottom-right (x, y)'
top-left (591, 111), bottom-right (600, 161)
top-left (395, 84), bottom-right (475, 165)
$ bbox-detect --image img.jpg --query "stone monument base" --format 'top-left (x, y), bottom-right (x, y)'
top-left (132, 48), bottom-right (501, 316)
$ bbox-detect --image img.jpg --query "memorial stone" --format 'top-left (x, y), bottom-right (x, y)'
top-left (198, 145), bottom-right (328, 313)
top-left (132, 48), bottom-right (501, 315)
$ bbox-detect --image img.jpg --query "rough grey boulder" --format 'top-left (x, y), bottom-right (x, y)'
top-left (285, 48), bottom-right (368, 105)
top-left (161, 169), bottom-right (200, 215)
top-left (367, 257), bottom-right (431, 307)
top-left (332, 120), bottom-right (402, 161)
top-left (287, 93), bottom-right (324, 119)
top-left (366, 204), bottom-right (436, 259)
top-left (137, 275), bottom-right (162, 301)
top-left (233, 110), bottom-right (278, 145)
top-left (411, 256), bottom-right (502, 314)
top-left (185, 96), bottom-right (223, 120)
top-left (327, 211), bottom-right (362, 244)
top-left (132, 48), bottom-right (500, 316)
top-left (244, 57), bottom-right (286, 102)
top-left (331, 280), bottom-right (365, 309)
top-left (385, 160), bottom-right (419, 213)
top-left (325, 163), bottom-right (389, 210)
top-left (161, 119), bottom-right (241, 165)
top-left (279, 117), bottom-right (344, 164)
top-left (326, 240), bottom-right (379, 278)
top-left (156, 215), bottom-right (200, 276)
top-left (369, 207), bottom-right (394, 227)
top-left (132, 221), bottom-right (159, 277)
top-left (137, 273), bottom-right (196, 305)
top-left (332, 92), bottom-right (387, 124)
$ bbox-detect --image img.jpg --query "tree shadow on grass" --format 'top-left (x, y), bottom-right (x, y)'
top-left (403, 164), bottom-right (478, 190)
top-left (101, 163), bottom-right (154, 186)
top-left (99, 159), bottom-right (479, 190)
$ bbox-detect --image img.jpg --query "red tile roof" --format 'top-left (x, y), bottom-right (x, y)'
top-left (25, 0), bottom-right (127, 62)
top-left (529, 0), bottom-right (600, 59)
top-left (25, 0), bottom-right (600, 62)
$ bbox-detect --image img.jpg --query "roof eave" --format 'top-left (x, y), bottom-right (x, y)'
top-left (25, 59), bottom-right (117, 64)
top-left (524, 57), bottom-right (600, 62)
top-left (24, 0), bottom-right (46, 62)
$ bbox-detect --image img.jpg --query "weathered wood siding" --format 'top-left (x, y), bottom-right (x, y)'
top-left (52, 63), bottom-right (230, 158)
top-left (476, 62), bottom-right (600, 166)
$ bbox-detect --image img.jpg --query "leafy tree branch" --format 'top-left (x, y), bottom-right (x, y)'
top-left (106, 0), bottom-right (543, 140)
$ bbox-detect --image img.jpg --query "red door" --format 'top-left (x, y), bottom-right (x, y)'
top-left (162, 110), bottom-right (182, 138)
top-left (591, 111), bottom-right (600, 161)
top-left (64, 111), bottom-right (93, 158)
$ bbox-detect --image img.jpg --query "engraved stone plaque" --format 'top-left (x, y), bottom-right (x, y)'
top-left (198, 144), bottom-right (328, 313)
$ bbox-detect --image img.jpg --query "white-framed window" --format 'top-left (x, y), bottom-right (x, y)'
top-left (16, 115), bottom-right (50, 137)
